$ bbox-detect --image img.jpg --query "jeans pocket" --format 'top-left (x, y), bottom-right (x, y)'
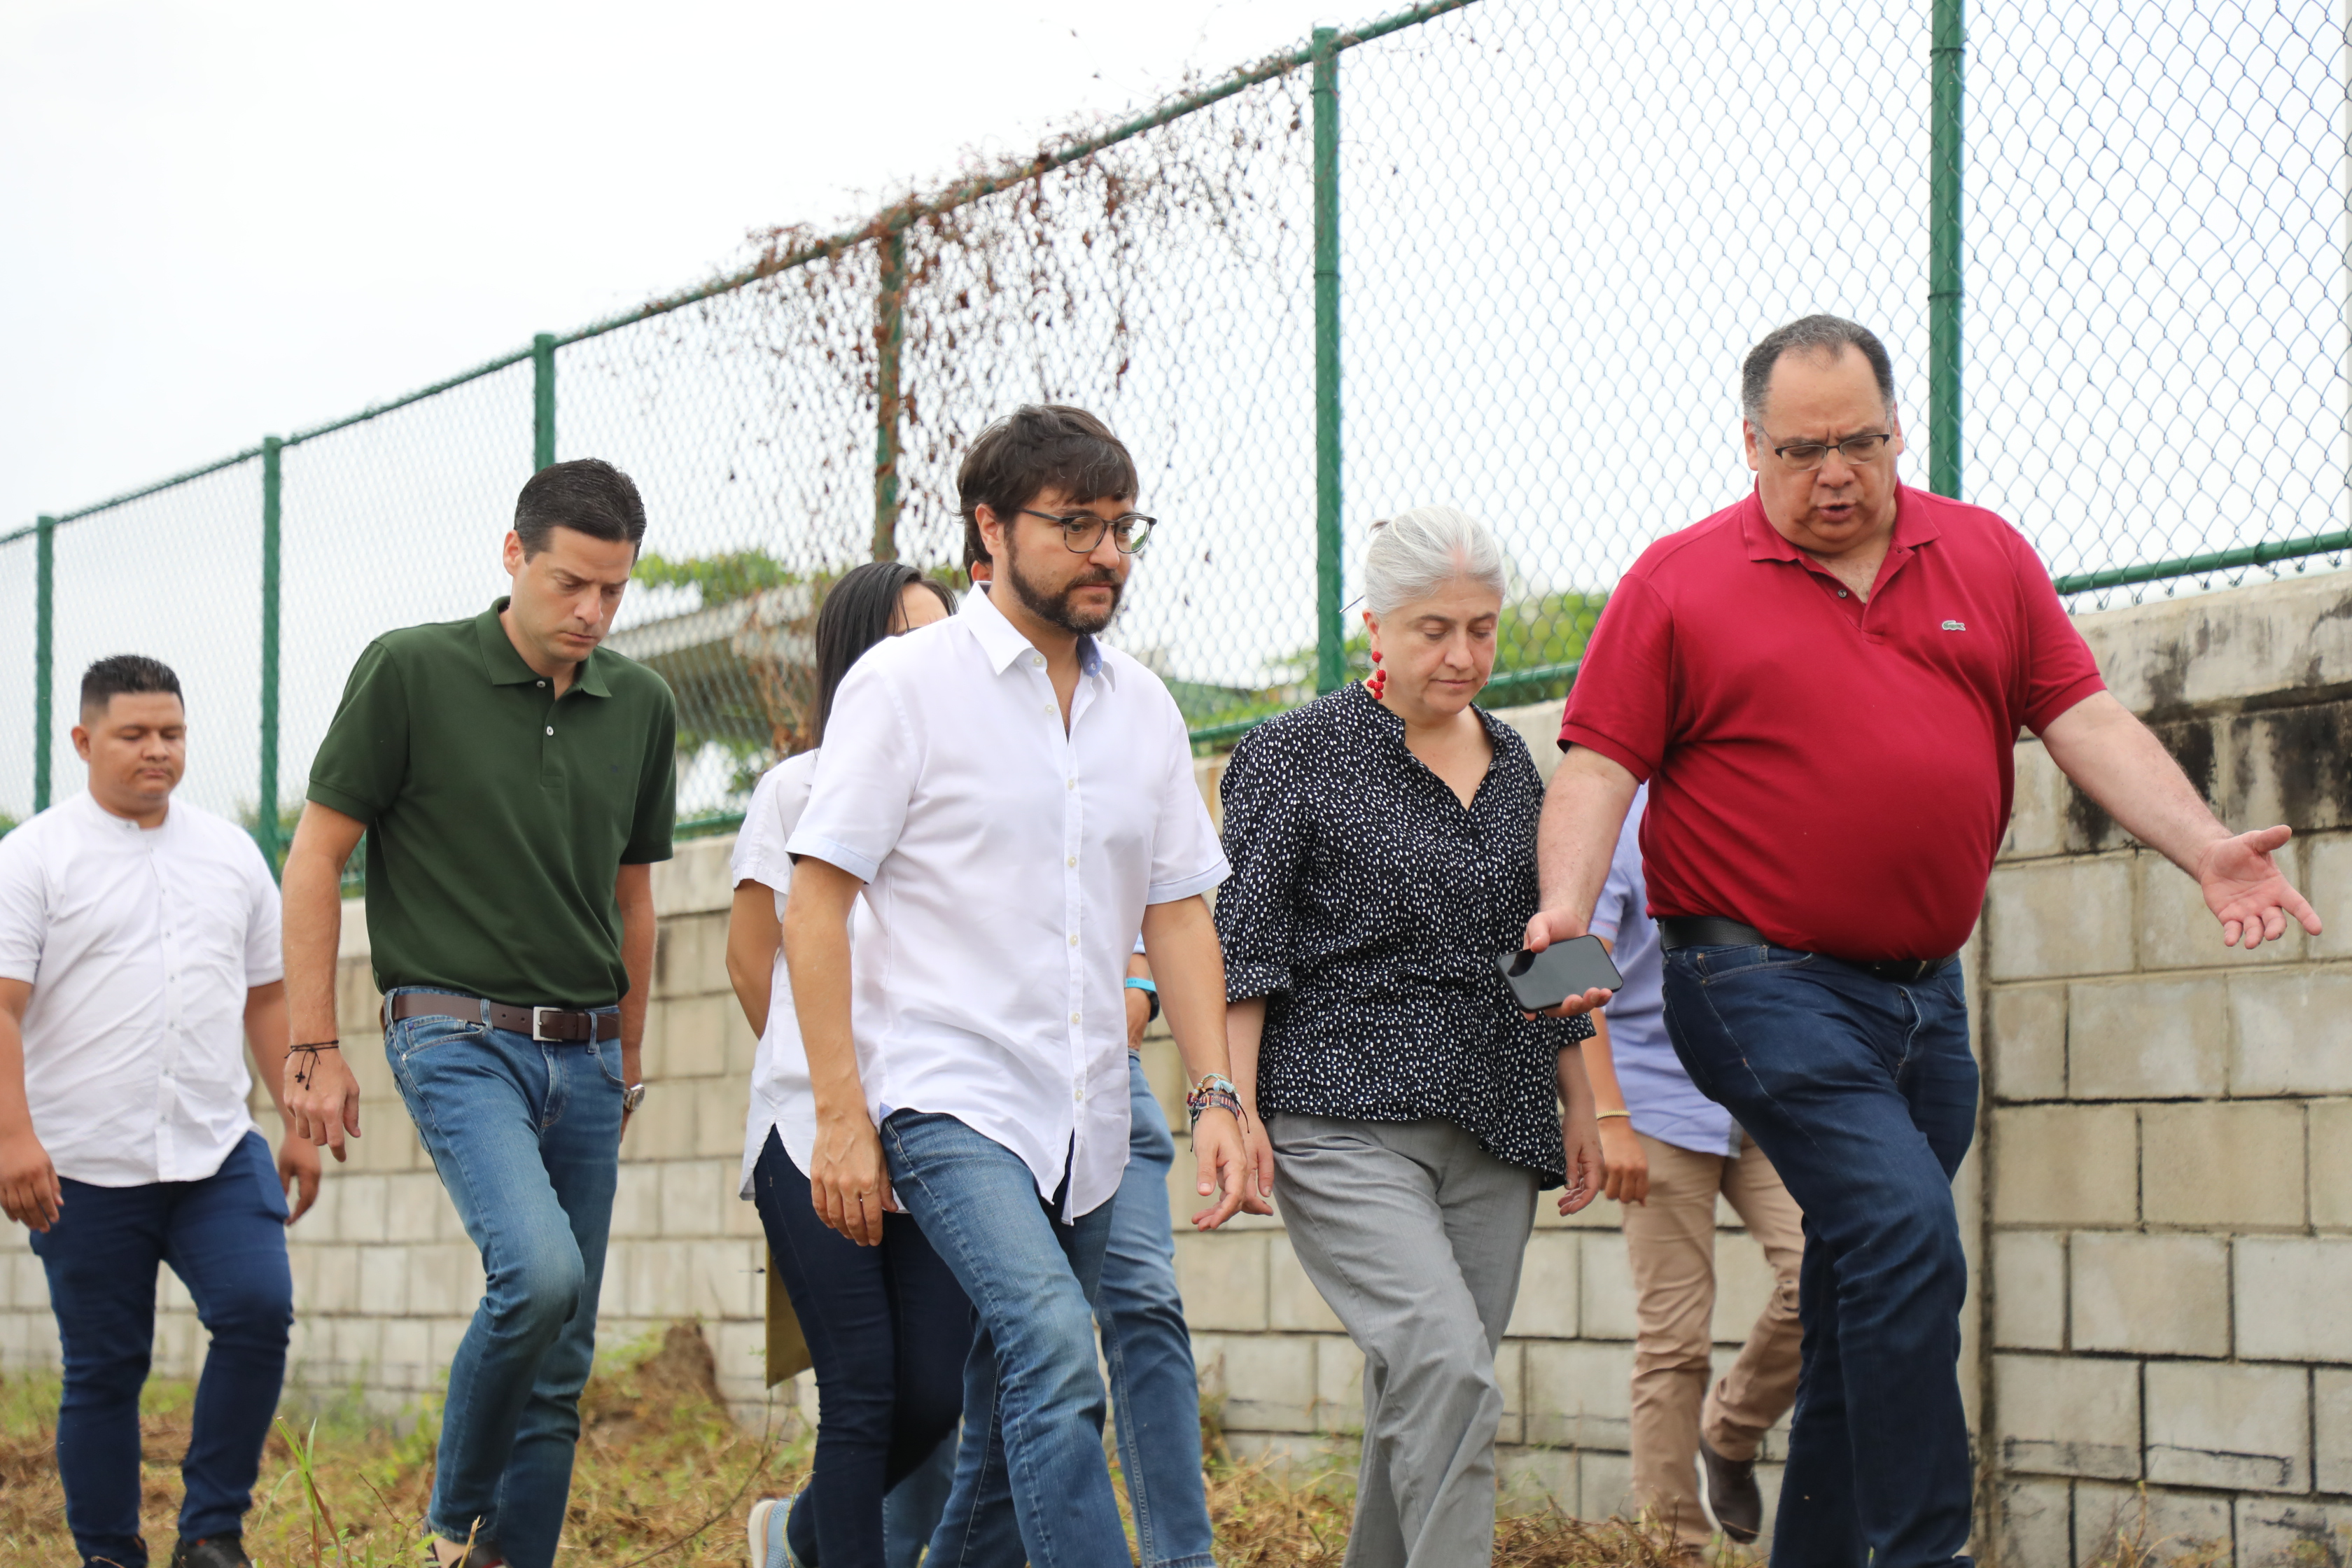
top-left (1692, 943), bottom-right (1818, 985)
top-left (588, 1037), bottom-right (628, 1088)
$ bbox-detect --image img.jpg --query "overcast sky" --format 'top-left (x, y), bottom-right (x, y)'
top-left (0, 0), bottom-right (1348, 529)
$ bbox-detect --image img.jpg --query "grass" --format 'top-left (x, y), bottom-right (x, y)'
top-left (0, 1321), bottom-right (1759, 1567)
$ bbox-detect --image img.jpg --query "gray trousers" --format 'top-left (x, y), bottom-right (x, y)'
top-left (1268, 1114), bottom-right (1539, 1568)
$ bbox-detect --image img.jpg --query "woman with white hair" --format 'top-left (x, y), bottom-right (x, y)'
top-left (1215, 506), bottom-right (1603, 1567)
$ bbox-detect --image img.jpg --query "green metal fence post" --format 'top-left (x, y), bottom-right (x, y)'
top-left (33, 515), bottom-right (54, 815)
top-left (258, 437), bottom-right (283, 868)
top-left (1928, 0), bottom-right (1965, 499)
top-left (533, 332), bottom-right (556, 472)
top-left (1313, 26), bottom-right (1344, 693)
top-left (874, 228), bottom-right (907, 562)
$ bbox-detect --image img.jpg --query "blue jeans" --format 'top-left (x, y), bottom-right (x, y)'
top-left (883, 1432), bottom-right (957, 1568)
top-left (751, 1129), bottom-right (968, 1567)
top-left (1098, 1052), bottom-right (1214, 1568)
top-left (384, 990), bottom-right (624, 1568)
top-left (881, 1110), bottom-right (1124, 1568)
top-left (31, 1130), bottom-right (293, 1568)
top-left (1662, 944), bottom-right (1977, 1568)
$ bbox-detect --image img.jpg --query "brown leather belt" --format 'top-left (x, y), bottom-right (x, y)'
top-left (385, 990), bottom-right (620, 1042)
top-left (1656, 916), bottom-right (1956, 985)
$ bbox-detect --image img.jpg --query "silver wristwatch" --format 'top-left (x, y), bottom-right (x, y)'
top-left (622, 1082), bottom-right (648, 1113)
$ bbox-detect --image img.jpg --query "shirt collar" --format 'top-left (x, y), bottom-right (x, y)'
top-left (1738, 484), bottom-right (1942, 565)
top-left (960, 584), bottom-right (1112, 686)
top-left (70, 789), bottom-right (169, 837)
top-left (474, 598), bottom-right (612, 698)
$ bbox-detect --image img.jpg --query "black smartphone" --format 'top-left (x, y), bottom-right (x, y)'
top-left (1495, 934), bottom-right (1625, 1013)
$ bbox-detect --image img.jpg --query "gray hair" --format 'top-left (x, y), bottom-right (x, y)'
top-left (1740, 314), bottom-right (1896, 430)
top-left (1362, 505), bottom-right (1508, 618)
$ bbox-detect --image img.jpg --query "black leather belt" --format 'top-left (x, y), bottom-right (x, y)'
top-left (1656, 916), bottom-right (1956, 985)
top-left (384, 990), bottom-right (620, 1042)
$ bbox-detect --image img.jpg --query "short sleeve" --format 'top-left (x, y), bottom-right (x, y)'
top-left (307, 643), bottom-right (410, 825)
top-left (788, 657), bottom-right (917, 883)
top-left (1144, 696), bottom-right (1228, 906)
top-left (2010, 533), bottom-right (2108, 734)
top-left (731, 766), bottom-right (790, 891)
top-left (240, 836), bottom-right (285, 986)
top-left (1213, 727), bottom-right (1313, 1002)
top-left (0, 830), bottom-right (48, 986)
top-left (622, 680), bottom-right (678, 865)
top-left (1558, 573), bottom-right (1674, 780)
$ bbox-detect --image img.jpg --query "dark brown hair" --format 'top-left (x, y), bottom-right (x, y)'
top-left (514, 458), bottom-right (648, 557)
top-left (80, 654), bottom-right (181, 718)
top-left (956, 405), bottom-right (1138, 574)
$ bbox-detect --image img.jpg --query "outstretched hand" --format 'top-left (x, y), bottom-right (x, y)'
top-left (1519, 908), bottom-right (1616, 1020)
top-left (2196, 826), bottom-right (2323, 949)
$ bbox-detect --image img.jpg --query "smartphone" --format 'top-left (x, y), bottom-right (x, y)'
top-left (1496, 934), bottom-right (1625, 1013)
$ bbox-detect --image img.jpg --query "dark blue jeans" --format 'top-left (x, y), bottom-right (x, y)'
top-left (31, 1130), bottom-right (293, 1568)
top-left (1662, 944), bottom-right (1977, 1568)
top-left (751, 1128), bottom-right (969, 1567)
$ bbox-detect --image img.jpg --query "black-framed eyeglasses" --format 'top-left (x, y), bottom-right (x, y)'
top-left (1763, 431), bottom-right (1894, 470)
top-left (1018, 508), bottom-right (1156, 555)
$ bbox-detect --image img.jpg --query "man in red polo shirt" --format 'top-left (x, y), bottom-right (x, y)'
top-left (1525, 314), bottom-right (2320, 1568)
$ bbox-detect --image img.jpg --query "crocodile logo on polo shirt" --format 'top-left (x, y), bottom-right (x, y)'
top-left (1941, 620), bottom-right (1966, 631)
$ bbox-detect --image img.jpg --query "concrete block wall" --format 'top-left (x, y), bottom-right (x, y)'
top-left (1985, 573), bottom-right (2352, 1567)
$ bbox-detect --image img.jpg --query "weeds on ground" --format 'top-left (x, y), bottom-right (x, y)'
top-left (3, 1322), bottom-right (1735, 1566)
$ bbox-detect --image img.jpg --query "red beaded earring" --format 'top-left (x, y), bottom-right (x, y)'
top-left (1366, 649), bottom-right (1387, 700)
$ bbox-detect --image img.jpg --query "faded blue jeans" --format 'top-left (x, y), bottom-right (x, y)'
top-left (32, 1130), bottom-right (293, 1568)
top-left (384, 990), bottom-right (624, 1568)
top-left (881, 1110), bottom-right (1124, 1568)
top-left (1662, 944), bottom-right (1977, 1568)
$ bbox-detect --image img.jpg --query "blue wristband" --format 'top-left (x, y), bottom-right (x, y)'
top-left (1124, 976), bottom-right (1161, 1024)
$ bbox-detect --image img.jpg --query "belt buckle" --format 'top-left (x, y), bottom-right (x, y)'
top-left (531, 1005), bottom-right (568, 1043)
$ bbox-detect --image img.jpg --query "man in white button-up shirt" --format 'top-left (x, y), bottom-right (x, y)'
top-left (786, 405), bottom-right (1264, 1568)
top-left (0, 657), bottom-right (309, 1568)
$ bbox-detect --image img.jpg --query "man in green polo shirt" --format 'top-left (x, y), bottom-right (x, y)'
top-left (279, 458), bottom-right (676, 1568)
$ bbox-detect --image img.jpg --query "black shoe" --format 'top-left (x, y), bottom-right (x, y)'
top-left (1698, 1436), bottom-right (1764, 1544)
top-left (168, 1537), bottom-right (251, 1568)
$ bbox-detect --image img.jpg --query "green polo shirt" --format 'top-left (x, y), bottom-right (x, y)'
top-left (308, 599), bottom-right (677, 1007)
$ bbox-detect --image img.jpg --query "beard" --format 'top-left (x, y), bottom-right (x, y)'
top-left (1002, 533), bottom-right (1125, 635)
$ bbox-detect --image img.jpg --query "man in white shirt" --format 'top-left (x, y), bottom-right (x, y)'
top-left (785, 404), bottom-right (1265, 1568)
top-left (0, 656), bottom-right (313, 1568)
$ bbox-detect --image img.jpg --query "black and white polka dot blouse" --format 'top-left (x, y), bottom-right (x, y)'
top-left (1215, 680), bottom-right (1592, 1186)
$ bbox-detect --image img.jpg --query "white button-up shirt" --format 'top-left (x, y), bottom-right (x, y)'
top-left (0, 793), bottom-right (283, 1186)
top-left (789, 585), bottom-right (1228, 1219)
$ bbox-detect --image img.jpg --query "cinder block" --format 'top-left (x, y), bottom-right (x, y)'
top-left (2232, 970), bottom-right (2352, 1096)
top-left (608, 1163), bottom-right (663, 1240)
top-left (2236, 1238), bottom-right (2352, 1362)
top-left (1991, 1105), bottom-right (2138, 1226)
top-left (650, 835), bottom-right (737, 919)
top-left (2142, 1101), bottom-right (2305, 1230)
top-left (1214, 1333), bottom-right (1316, 1432)
top-left (2314, 1101), bottom-right (2352, 1231)
top-left (1506, 1229), bottom-right (1579, 1339)
top-left (378, 1316), bottom-right (434, 1392)
top-left (2146, 1359), bottom-right (2308, 1492)
top-left (1498, 1445), bottom-right (1576, 1518)
top-left (409, 1242), bottom-right (484, 1320)
top-left (382, 1172), bottom-right (445, 1244)
top-left (659, 1159), bottom-right (732, 1240)
top-left (2306, 834), bottom-right (2352, 961)
top-left (653, 912), bottom-right (732, 1000)
top-left (1523, 1339), bottom-right (1632, 1450)
top-left (1580, 1230), bottom-right (1639, 1342)
top-left (1493, 1340), bottom-right (1525, 1446)
top-left (688, 1238), bottom-right (763, 1321)
top-left (2067, 976), bottom-right (2227, 1100)
top-left (1266, 1235), bottom-right (1342, 1333)
top-left (332, 1314), bottom-right (384, 1378)
top-left (2228, 701), bottom-right (2352, 837)
top-left (2074, 1481), bottom-right (2234, 1566)
top-left (308, 1247), bottom-right (360, 1315)
top-left (1580, 1449), bottom-right (1634, 1521)
top-left (356, 1243), bottom-right (412, 1318)
top-left (1172, 1232), bottom-right (1268, 1332)
top-left (2236, 1499), bottom-right (2352, 1567)
top-left (335, 1174), bottom-right (389, 1243)
top-left (1996, 1477), bottom-right (2072, 1568)
top-left (1995, 1353), bottom-right (2141, 1480)
top-left (1992, 1231), bottom-right (2066, 1350)
top-left (2138, 848), bottom-right (2304, 971)
top-left (626, 1079), bottom-right (698, 1160)
top-left (659, 995), bottom-right (736, 1082)
top-left (694, 1077), bottom-right (750, 1160)
top-left (1315, 1334), bottom-right (1364, 1434)
top-left (1990, 984), bottom-right (2068, 1102)
top-left (1986, 859), bottom-right (2135, 982)
top-left (2071, 1231), bottom-right (2229, 1357)
top-left (1533, 1183), bottom-right (1624, 1231)
top-left (2316, 1368), bottom-right (2352, 1492)
top-left (2001, 738), bottom-right (2071, 861)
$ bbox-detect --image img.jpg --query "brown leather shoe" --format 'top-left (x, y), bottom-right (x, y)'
top-left (1699, 1436), bottom-right (1764, 1544)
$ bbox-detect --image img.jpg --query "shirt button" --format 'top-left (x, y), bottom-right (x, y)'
top-left (1066, 779), bottom-right (1076, 790)
top-left (1074, 1086), bottom-right (1084, 1102)
top-left (545, 725), bottom-right (555, 736)
top-left (1066, 856), bottom-right (1077, 867)
top-left (1068, 934), bottom-right (1079, 946)
top-left (1070, 1012), bottom-right (1082, 1024)
top-left (1837, 589), bottom-right (1849, 598)
top-left (537, 680), bottom-right (547, 688)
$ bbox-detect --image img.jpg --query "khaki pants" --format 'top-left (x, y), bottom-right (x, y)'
top-left (1622, 1130), bottom-right (1803, 1548)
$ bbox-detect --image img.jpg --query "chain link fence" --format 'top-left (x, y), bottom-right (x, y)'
top-left (10, 0), bottom-right (2348, 848)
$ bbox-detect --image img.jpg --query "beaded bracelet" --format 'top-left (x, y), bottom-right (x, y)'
top-left (1186, 1072), bottom-right (1245, 1131)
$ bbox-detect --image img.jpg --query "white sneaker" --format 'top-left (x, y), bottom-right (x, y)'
top-left (746, 1492), bottom-right (807, 1568)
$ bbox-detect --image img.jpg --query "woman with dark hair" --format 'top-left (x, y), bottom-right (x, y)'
top-left (726, 561), bottom-right (959, 1568)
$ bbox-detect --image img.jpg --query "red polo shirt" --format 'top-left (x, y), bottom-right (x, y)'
top-left (1559, 484), bottom-right (2104, 961)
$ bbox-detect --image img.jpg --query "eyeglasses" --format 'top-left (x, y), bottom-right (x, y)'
top-left (1763, 431), bottom-right (1894, 470)
top-left (1018, 509), bottom-right (1156, 555)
